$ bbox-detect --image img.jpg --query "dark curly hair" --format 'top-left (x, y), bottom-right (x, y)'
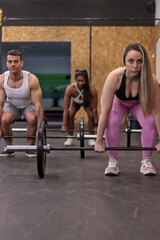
top-left (75, 70), bottom-right (91, 107)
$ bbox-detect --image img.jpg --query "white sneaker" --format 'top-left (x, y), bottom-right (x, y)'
top-left (0, 147), bottom-right (15, 157)
top-left (25, 151), bottom-right (37, 158)
top-left (88, 139), bottom-right (95, 147)
top-left (64, 137), bottom-right (74, 146)
top-left (140, 158), bottom-right (156, 175)
top-left (105, 157), bottom-right (119, 175)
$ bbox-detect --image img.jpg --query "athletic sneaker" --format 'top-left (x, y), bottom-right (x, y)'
top-left (25, 151), bottom-right (37, 158)
top-left (105, 157), bottom-right (119, 176)
top-left (0, 147), bottom-right (15, 157)
top-left (64, 137), bottom-right (74, 146)
top-left (88, 139), bottom-right (95, 147)
top-left (140, 158), bottom-right (156, 176)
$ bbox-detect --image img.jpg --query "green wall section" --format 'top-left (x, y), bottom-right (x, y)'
top-left (35, 73), bottom-right (70, 99)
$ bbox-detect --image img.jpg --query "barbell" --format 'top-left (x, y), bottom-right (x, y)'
top-left (11, 127), bottom-right (93, 133)
top-left (10, 118), bottom-right (141, 150)
top-left (6, 120), bottom-right (157, 179)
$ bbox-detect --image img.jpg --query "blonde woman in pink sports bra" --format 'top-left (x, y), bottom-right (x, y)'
top-left (61, 69), bottom-right (98, 147)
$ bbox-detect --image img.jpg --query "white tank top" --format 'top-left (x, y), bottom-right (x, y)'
top-left (4, 70), bottom-right (32, 108)
top-left (72, 83), bottom-right (84, 105)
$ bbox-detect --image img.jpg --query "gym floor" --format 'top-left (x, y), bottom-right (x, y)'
top-left (0, 122), bottom-right (160, 240)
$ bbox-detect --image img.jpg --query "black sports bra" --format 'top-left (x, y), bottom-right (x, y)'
top-left (115, 70), bottom-right (139, 101)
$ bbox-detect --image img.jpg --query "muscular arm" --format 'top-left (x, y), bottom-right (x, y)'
top-left (90, 85), bottom-right (98, 126)
top-left (29, 74), bottom-right (43, 127)
top-left (61, 85), bottom-right (72, 132)
top-left (0, 74), bottom-right (6, 137)
top-left (152, 75), bottom-right (160, 149)
top-left (96, 78), bottom-right (115, 143)
top-left (95, 69), bottom-right (122, 152)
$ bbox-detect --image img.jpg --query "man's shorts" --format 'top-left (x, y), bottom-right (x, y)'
top-left (3, 101), bottom-right (35, 120)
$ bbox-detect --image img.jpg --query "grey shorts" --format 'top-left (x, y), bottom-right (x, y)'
top-left (3, 101), bottom-right (35, 120)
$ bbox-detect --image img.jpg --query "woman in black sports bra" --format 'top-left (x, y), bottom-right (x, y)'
top-left (95, 43), bottom-right (160, 176)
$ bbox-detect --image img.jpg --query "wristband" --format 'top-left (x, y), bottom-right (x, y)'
top-left (95, 123), bottom-right (98, 127)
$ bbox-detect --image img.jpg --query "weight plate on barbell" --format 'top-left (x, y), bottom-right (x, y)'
top-left (37, 121), bottom-right (47, 178)
top-left (80, 117), bottom-right (85, 158)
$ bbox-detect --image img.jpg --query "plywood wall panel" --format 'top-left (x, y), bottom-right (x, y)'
top-left (2, 26), bottom-right (90, 122)
top-left (92, 26), bottom-right (157, 116)
top-left (2, 25), bottom-right (157, 123)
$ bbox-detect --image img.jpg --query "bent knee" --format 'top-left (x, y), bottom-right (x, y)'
top-left (85, 108), bottom-right (93, 119)
top-left (26, 112), bottom-right (37, 125)
top-left (69, 111), bottom-right (76, 119)
top-left (87, 112), bottom-right (93, 119)
top-left (108, 115), bottom-right (122, 129)
top-left (1, 113), bottom-right (15, 126)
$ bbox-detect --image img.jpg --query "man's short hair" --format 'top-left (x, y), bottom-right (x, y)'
top-left (7, 50), bottom-right (22, 61)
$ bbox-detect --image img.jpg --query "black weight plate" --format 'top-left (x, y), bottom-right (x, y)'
top-left (37, 121), bottom-right (47, 178)
top-left (80, 117), bottom-right (85, 158)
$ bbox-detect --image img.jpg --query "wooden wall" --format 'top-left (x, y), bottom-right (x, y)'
top-left (2, 25), bottom-right (159, 123)
top-left (92, 26), bottom-right (158, 116)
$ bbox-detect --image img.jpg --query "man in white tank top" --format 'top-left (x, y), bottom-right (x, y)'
top-left (61, 70), bottom-right (98, 147)
top-left (0, 50), bottom-right (43, 157)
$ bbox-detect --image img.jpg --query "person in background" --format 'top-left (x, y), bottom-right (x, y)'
top-left (61, 69), bottom-right (98, 147)
top-left (0, 49), bottom-right (43, 158)
top-left (95, 43), bottom-right (160, 176)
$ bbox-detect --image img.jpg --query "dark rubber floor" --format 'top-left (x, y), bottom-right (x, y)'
top-left (0, 123), bottom-right (160, 240)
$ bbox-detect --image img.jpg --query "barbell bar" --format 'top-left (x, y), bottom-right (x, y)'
top-left (3, 135), bottom-right (77, 139)
top-left (3, 136), bottom-right (36, 139)
top-left (6, 145), bottom-right (50, 152)
top-left (10, 120), bottom-right (141, 146)
top-left (48, 129), bottom-right (93, 133)
top-left (7, 145), bottom-right (156, 152)
top-left (11, 127), bottom-right (141, 133)
top-left (12, 128), bottom-right (27, 132)
top-left (125, 128), bottom-right (141, 133)
top-left (76, 129), bottom-right (141, 139)
top-left (48, 146), bottom-right (157, 151)
top-left (2, 131), bottom-right (139, 140)
top-left (6, 120), bottom-right (157, 179)
top-left (11, 125), bottom-right (141, 134)
top-left (77, 134), bottom-right (104, 139)
top-left (11, 127), bottom-right (92, 133)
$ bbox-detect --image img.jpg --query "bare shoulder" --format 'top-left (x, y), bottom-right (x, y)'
top-left (89, 84), bottom-right (98, 94)
top-left (104, 67), bottom-right (125, 90)
top-left (67, 83), bottom-right (75, 89)
top-left (65, 83), bottom-right (75, 93)
top-left (28, 72), bottom-right (39, 87)
top-left (28, 72), bottom-right (39, 81)
top-left (28, 73), bottom-right (40, 89)
top-left (89, 83), bottom-right (97, 90)
top-left (107, 67), bottom-right (124, 79)
top-left (0, 73), bottom-right (5, 87)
